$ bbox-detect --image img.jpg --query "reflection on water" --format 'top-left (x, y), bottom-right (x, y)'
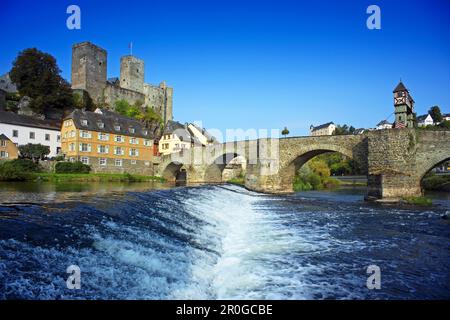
top-left (0, 181), bottom-right (174, 204)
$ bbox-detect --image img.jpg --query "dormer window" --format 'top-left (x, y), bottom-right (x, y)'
top-left (143, 130), bottom-right (148, 135)
top-left (81, 119), bottom-right (88, 126)
top-left (97, 122), bottom-right (104, 129)
top-left (114, 125), bottom-right (121, 131)
top-left (129, 127), bottom-right (135, 134)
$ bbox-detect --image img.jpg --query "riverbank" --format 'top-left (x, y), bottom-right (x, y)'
top-left (30, 173), bottom-right (165, 183)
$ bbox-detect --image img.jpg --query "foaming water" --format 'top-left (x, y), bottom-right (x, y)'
top-left (0, 184), bottom-right (449, 299)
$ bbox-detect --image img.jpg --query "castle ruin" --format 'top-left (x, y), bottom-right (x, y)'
top-left (71, 42), bottom-right (173, 123)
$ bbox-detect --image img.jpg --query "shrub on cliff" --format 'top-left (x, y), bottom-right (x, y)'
top-left (55, 161), bottom-right (91, 174)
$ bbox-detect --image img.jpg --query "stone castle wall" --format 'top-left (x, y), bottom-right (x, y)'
top-left (120, 56), bottom-right (144, 94)
top-left (104, 83), bottom-right (146, 108)
top-left (71, 42), bottom-right (107, 104)
top-left (71, 42), bottom-right (173, 122)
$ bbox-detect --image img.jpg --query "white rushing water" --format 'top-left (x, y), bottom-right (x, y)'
top-left (0, 184), bottom-right (449, 299)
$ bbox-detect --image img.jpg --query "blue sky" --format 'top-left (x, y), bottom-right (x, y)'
top-left (1, 0), bottom-right (449, 137)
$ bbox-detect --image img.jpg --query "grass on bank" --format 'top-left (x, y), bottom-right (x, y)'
top-left (0, 159), bottom-right (165, 183)
top-left (227, 172), bottom-right (245, 185)
top-left (402, 196), bottom-right (433, 206)
top-left (31, 172), bottom-right (165, 183)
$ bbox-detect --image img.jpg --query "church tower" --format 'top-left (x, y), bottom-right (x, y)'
top-left (393, 81), bottom-right (415, 128)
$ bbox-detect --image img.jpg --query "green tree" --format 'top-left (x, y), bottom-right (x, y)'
top-left (126, 105), bottom-right (141, 118)
top-left (438, 120), bottom-right (450, 129)
top-left (429, 106), bottom-right (443, 123)
top-left (73, 90), bottom-right (94, 111)
top-left (114, 99), bottom-right (131, 116)
top-left (139, 107), bottom-right (163, 126)
top-left (18, 144), bottom-right (50, 163)
top-left (281, 127), bottom-right (290, 138)
top-left (10, 48), bottom-right (74, 115)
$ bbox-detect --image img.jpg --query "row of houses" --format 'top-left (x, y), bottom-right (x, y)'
top-left (310, 113), bottom-right (449, 136)
top-left (0, 108), bottom-right (216, 174)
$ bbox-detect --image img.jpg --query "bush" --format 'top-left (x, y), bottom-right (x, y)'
top-left (403, 196), bottom-right (432, 206)
top-left (8, 159), bottom-right (41, 172)
top-left (55, 161), bottom-right (91, 174)
top-left (0, 161), bottom-right (28, 181)
top-left (422, 174), bottom-right (450, 192)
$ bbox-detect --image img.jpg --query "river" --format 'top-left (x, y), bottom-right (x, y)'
top-left (0, 182), bottom-right (449, 299)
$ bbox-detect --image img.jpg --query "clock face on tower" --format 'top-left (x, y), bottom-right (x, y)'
top-left (395, 96), bottom-right (406, 105)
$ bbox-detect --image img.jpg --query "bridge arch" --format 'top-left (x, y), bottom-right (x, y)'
top-left (203, 152), bottom-right (247, 183)
top-left (159, 161), bottom-right (187, 183)
top-left (415, 154), bottom-right (450, 194)
top-left (277, 141), bottom-right (366, 192)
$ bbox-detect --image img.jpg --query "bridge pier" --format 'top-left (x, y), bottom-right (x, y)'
top-left (366, 174), bottom-right (422, 200)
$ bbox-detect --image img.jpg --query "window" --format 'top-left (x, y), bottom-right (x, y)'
top-left (69, 157), bottom-right (75, 163)
top-left (164, 143), bottom-right (169, 149)
top-left (57, 135), bottom-right (61, 142)
top-left (98, 133), bottom-right (109, 141)
top-left (29, 132), bottom-right (35, 139)
top-left (130, 137), bottom-right (139, 144)
top-left (143, 130), bottom-right (148, 135)
top-left (98, 145), bottom-right (109, 154)
top-left (65, 120), bottom-right (73, 127)
top-left (69, 143), bottom-right (75, 151)
top-left (114, 125), bottom-right (121, 131)
top-left (81, 157), bottom-right (89, 165)
top-left (79, 143), bottom-right (91, 152)
top-left (129, 127), bottom-right (135, 134)
top-left (81, 119), bottom-right (88, 126)
top-left (115, 159), bottom-right (123, 167)
top-left (0, 151), bottom-right (7, 158)
top-left (80, 130), bottom-right (91, 139)
top-left (131, 160), bottom-right (137, 165)
top-left (99, 158), bottom-right (107, 166)
top-left (0, 140), bottom-right (5, 147)
top-left (129, 148), bottom-right (139, 157)
top-left (144, 139), bottom-right (151, 146)
top-left (114, 147), bottom-right (124, 155)
top-left (12, 130), bottom-right (18, 138)
top-left (114, 135), bottom-right (124, 143)
top-left (70, 130), bottom-right (76, 138)
top-left (45, 134), bottom-right (50, 141)
top-left (97, 122), bottom-right (104, 129)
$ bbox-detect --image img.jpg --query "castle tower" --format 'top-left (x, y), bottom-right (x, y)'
top-left (162, 82), bottom-right (173, 124)
top-left (393, 81), bottom-right (415, 128)
top-left (71, 42), bottom-right (107, 104)
top-left (120, 55), bottom-right (144, 94)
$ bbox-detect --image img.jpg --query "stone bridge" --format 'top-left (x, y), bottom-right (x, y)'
top-left (155, 129), bottom-right (450, 200)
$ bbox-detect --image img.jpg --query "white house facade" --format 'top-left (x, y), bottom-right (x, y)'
top-left (417, 114), bottom-right (434, 127)
top-left (376, 120), bottom-right (392, 130)
top-left (0, 111), bottom-right (61, 157)
top-left (310, 122), bottom-right (335, 136)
